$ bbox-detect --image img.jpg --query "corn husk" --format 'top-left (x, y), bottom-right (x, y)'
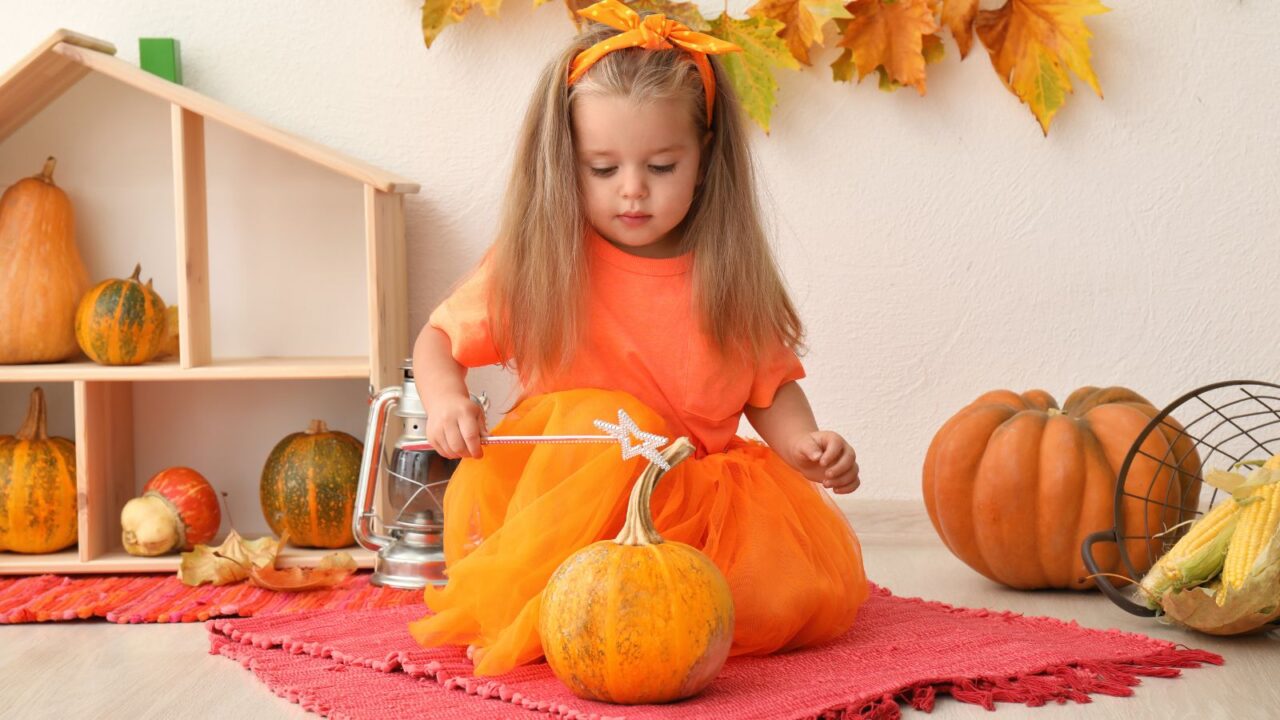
top-left (1159, 517), bottom-right (1280, 635)
top-left (1137, 510), bottom-right (1239, 608)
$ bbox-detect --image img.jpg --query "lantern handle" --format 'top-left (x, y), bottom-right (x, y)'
top-left (353, 385), bottom-right (400, 552)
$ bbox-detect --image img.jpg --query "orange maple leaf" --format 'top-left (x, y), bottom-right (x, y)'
top-left (747, 0), bottom-right (852, 66)
top-left (975, 0), bottom-right (1110, 134)
top-left (833, 0), bottom-right (938, 95)
top-left (249, 552), bottom-right (359, 592)
top-left (940, 0), bottom-right (979, 58)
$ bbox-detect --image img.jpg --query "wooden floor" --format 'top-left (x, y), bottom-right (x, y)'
top-left (2, 501), bottom-right (1276, 719)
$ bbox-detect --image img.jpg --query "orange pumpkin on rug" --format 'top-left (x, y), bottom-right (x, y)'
top-left (539, 437), bottom-right (734, 705)
top-left (0, 387), bottom-right (77, 553)
top-left (922, 387), bottom-right (1202, 590)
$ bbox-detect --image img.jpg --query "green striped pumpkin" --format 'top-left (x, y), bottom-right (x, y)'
top-left (74, 263), bottom-right (168, 365)
top-left (0, 387), bottom-right (78, 553)
top-left (259, 419), bottom-right (363, 548)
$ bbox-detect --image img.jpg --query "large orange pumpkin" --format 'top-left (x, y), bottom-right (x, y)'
top-left (0, 387), bottom-right (78, 553)
top-left (0, 157), bottom-right (90, 364)
top-left (539, 437), bottom-right (734, 705)
top-left (259, 419), bottom-right (363, 548)
top-left (922, 387), bottom-right (1202, 590)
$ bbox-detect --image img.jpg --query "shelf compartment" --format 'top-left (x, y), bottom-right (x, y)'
top-left (0, 546), bottom-right (374, 575)
top-left (0, 356), bottom-right (371, 382)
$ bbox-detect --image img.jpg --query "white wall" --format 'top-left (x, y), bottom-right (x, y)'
top-left (2, 1), bottom-right (1278, 509)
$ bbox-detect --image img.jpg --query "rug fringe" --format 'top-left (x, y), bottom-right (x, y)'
top-left (808, 646), bottom-right (1223, 718)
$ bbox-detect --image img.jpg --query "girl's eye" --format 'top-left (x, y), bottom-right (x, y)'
top-left (587, 164), bottom-right (677, 177)
top-left (650, 164), bottom-right (676, 174)
top-left (589, 167), bottom-right (616, 177)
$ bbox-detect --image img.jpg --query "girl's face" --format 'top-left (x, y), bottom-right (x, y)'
top-left (572, 95), bottom-right (709, 259)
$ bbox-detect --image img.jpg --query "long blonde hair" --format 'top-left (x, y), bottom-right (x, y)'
top-left (489, 19), bottom-right (803, 389)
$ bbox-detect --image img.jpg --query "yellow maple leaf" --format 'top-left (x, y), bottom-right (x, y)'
top-left (940, 0), bottom-right (979, 58)
top-left (875, 32), bottom-right (944, 92)
top-left (710, 14), bottom-right (800, 134)
top-left (178, 530), bottom-right (283, 587)
top-left (974, 0), bottom-right (1110, 134)
top-left (422, 0), bottom-right (503, 49)
top-left (747, 0), bottom-right (852, 66)
top-left (831, 0), bottom-right (938, 95)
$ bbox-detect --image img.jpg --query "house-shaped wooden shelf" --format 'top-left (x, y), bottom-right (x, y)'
top-left (0, 29), bottom-right (418, 574)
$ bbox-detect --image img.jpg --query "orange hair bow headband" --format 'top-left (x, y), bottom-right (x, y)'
top-left (567, 0), bottom-right (742, 125)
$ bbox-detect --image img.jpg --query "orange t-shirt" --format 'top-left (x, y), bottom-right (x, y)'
top-left (427, 227), bottom-right (805, 455)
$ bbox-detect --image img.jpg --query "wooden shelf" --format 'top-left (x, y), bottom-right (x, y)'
top-left (0, 546), bottom-right (375, 575)
top-left (0, 29), bottom-right (410, 576)
top-left (0, 356), bottom-right (371, 382)
top-left (0, 550), bottom-right (80, 574)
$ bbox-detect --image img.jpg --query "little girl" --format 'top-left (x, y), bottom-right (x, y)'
top-left (408, 0), bottom-right (869, 677)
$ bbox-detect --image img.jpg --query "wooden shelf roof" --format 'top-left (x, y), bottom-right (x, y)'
top-left (0, 29), bottom-right (419, 194)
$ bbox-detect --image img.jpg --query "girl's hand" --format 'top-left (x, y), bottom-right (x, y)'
top-left (790, 431), bottom-right (860, 494)
top-left (425, 392), bottom-right (488, 459)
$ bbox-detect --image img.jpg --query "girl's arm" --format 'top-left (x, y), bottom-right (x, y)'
top-left (412, 325), bottom-right (487, 458)
top-left (743, 382), bottom-right (861, 494)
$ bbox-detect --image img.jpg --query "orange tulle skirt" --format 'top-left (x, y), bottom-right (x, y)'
top-left (407, 388), bottom-right (869, 676)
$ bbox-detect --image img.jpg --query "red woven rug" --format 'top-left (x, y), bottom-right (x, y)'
top-left (207, 584), bottom-right (1222, 720)
top-left (0, 572), bottom-right (420, 623)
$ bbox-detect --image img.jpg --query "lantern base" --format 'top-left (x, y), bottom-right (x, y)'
top-left (370, 529), bottom-right (447, 589)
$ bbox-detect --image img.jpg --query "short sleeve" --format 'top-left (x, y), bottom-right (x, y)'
top-left (427, 252), bottom-right (505, 368)
top-left (746, 342), bottom-right (806, 408)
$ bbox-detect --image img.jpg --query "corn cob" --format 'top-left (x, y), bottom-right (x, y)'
top-left (1219, 480), bottom-right (1280, 596)
top-left (1138, 498), bottom-right (1240, 608)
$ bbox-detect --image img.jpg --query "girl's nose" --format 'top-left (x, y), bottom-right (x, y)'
top-left (620, 167), bottom-right (647, 199)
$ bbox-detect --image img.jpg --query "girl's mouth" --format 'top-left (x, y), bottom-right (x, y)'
top-left (619, 214), bottom-right (651, 227)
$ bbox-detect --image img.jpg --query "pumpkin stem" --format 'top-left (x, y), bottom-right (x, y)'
top-left (16, 387), bottom-right (50, 441)
top-left (38, 156), bottom-right (57, 183)
top-left (306, 419), bottom-right (330, 434)
top-left (129, 263), bottom-right (142, 282)
top-left (614, 437), bottom-right (696, 547)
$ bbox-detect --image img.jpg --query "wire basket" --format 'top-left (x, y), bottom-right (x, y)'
top-left (1083, 380), bottom-right (1280, 617)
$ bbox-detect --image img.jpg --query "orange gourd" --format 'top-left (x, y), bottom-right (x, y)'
top-left (121, 466), bottom-right (221, 556)
top-left (539, 437), bottom-right (734, 704)
top-left (74, 263), bottom-right (168, 365)
top-left (0, 388), bottom-right (78, 553)
top-left (0, 157), bottom-right (90, 364)
top-left (922, 387), bottom-right (1202, 590)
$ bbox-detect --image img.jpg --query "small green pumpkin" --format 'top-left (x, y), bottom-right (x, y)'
top-left (74, 263), bottom-right (168, 365)
top-left (259, 419), bottom-right (363, 548)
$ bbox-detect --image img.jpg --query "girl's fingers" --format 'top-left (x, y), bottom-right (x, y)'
top-left (832, 476), bottom-right (861, 494)
top-left (458, 415), bottom-right (485, 459)
top-left (442, 423), bottom-right (467, 459)
top-left (824, 454), bottom-right (856, 478)
top-left (819, 436), bottom-right (843, 466)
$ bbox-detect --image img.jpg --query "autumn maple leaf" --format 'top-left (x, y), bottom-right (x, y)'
top-left (940, 0), bottom-right (979, 58)
top-left (747, 0), bottom-right (852, 66)
top-left (974, 0), bottom-right (1110, 134)
top-left (832, 0), bottom-right (938, 95)
top-left (422, 0), bottom-right (503, 48)
top-left (710, 14), bottom-right (799, 133)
